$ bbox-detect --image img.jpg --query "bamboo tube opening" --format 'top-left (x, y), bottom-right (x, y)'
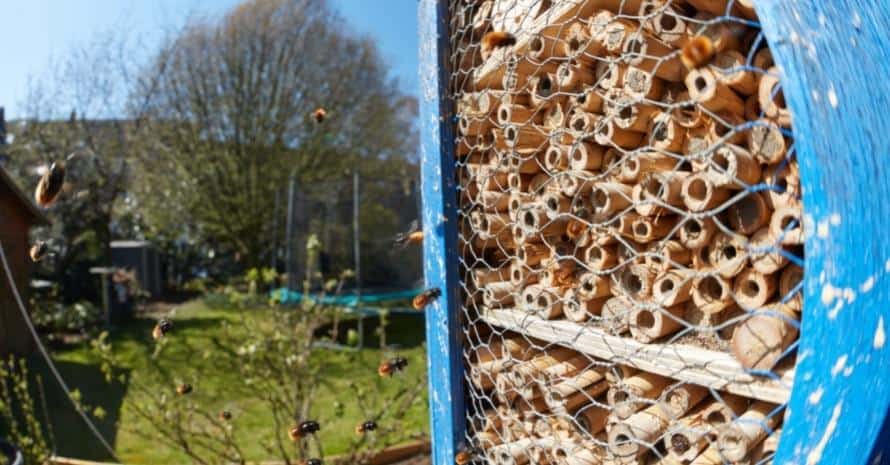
top-left (770, 206), bottom-right (803, 244)
top-left (729, 192), bottom-right (770, 235)
top-left (779, 264), bottom-right (803, 311)
top-left (682, 174), bottom-right (728, 212)
top-left (636, 310), bottom-right (655, 329)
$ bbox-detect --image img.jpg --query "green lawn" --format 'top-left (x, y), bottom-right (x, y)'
top-left (37, 300), bottom-right (429, 464)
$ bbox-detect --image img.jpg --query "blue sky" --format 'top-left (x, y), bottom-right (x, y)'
top-left (0, 0), bottom-right (419, 119)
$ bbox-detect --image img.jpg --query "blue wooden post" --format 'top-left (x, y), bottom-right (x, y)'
top-left (418, 0), bottom-right (466, 464)
top-left (756, 2), bottom-right (890, 463)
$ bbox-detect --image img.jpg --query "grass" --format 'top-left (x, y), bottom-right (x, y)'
top-left (33, 299), bottom-right (429, 464)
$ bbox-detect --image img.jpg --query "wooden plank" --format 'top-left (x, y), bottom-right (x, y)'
top-left (482, 308), bottom-right (793, 404)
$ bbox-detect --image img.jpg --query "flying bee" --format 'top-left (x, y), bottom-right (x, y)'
top-left (219, 410), bottom-right (232, 421)
top-left (176, 383), bottom-right (192, 395)
top-left (288, 420), bottom-right (320, 441)
top-left (152, 318), bottom-right (173, 340)
top-left (481, 31), bottom-right (516, 58)
top-left (355, 420), bottom-right (378, 434)
top-left (377, 356), bottom-right (408, 377)
top-left (312, 107), bottom-right (327, 123)
top-left (681, 36), bottom-right (716, 70)
top-left (34, 162), bottom-right (66, 208)
top-left (29, 241), bottom-right (49, 262)
top-left (300, 459), bottom-right (322, 465)
top-left (393, 220), bottom-right (423, 248)
top-left (412, 288), bottom-right (442, 310)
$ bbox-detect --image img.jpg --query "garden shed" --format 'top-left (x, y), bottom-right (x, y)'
top-left (0, 165), bottom-right (49, 354)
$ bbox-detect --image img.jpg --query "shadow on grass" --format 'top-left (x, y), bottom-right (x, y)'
top-left (25, 356), bottom-right (129, 461)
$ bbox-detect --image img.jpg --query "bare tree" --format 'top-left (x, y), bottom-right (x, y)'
top-left (133, 0), bottom-right (418, 270)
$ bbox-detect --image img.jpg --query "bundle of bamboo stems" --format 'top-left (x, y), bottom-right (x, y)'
top-left (453, 0), bottom-right (798, 463)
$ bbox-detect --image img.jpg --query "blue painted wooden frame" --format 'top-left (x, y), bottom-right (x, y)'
top-left (419, 0), bottom-right (466, 464)
top-left (756, 2), bottom-right (890, 464)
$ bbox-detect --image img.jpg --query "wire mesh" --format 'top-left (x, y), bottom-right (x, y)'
top-left (448, 1), bottom-right (800, 464)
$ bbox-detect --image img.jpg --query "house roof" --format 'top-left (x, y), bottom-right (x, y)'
top-left (0, 165), bottom-right (50, 225)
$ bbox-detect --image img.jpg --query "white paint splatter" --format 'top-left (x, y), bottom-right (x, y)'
top-left (853, 12), bottom-right (862, 29)
top-left (861, 276), bottom-right (876, 293)
top-left (831, 354), bottom-right (848, 377)
top-left (827, 85), bottom-right (839, 108)
top-left (818, 13), bottom-right (827, 26)
top-left (843, 288), bottom-right (856, 304)
top-left (885, 258), bottom-right (890, 272)
top-left (828, 299), bottom-right (844, 320)
top-left (830, 213), bottom-right (841, 226)
top-left (843, 366), bottom-right (854, 377)
top-left (821, 284), bottom-right (838, 305)
top-left (806, 402), bottom-right (842, 465)
top-left (816, 220), bottom-right (830, 239)
top-left (875, 316), bottom-right (886, 349)
top-left (811, 90), bottom-right (820, 102)
top-left (808, 386), bottom-right (824, 405)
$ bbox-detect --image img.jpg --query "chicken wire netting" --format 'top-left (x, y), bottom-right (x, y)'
top-left (447, 1), bottom-right (801, 464)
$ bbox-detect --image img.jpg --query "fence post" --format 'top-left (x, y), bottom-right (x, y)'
top-left (418, 0), bottom-right (466, 464)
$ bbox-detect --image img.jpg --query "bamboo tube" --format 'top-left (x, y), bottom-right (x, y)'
top-left (685, 68), bottom-right (744, 115)
top-left (645, 240), bottom-right (692, 271)
top-left (508, 172), bottom-right (534, 192)
top-left (769, 205), bottom-right (803, 245)
top-left (607, 403), bottom-right (672, 459)
top-left (504, 123), bottom-right (548, 151)
top-left (652, 270), bottom-right (694, 306)
top-left (733, 268), bottom-right (777, 309)
top-left (541, 191), bottom-right (571, 219)
top-left (730, 304), bottom-right (798, 370)
top-left (671, 94), bottom-right (706, 129)
top-left (528, 31), bottom-right (566, 63)
top-left (483, 281), bottom-right (516, 308)
top-left (717, 402), bottom-right (781, 462)
top-left (591, 183), bottom-right (633, 220)
top-left (749, 228), bottom-right (788, 274)
top-left (695, 12), bottom-right (745, 52)
top-left (569, 141), bottom-right (605, 171)
top-left (543, 102), bottom-right (569, 131)
top-left (477, 430), bottom-right (503, 448)
top-left (544, 145), bottom-right (569, 173)
top-left (578, 272), bottom-right (612, 300)
top-left (747, 121), bottom-right (787, 165)
top-left (474, 267), bottom-right (513, 288)
top-left (651, 6), bottom-right (691, 48)
top-left (488, 438), bottom-right (534, 465)
top-left (574, 403), bottom-right (611, 438)
top-left (615, 265), bottom-right (656, 301)
top-left (752, 428), bottom-right (781, 464)
top-left (629, 304), bottom-right (686, 343)
top-left (708, 232), bottom-right (747, 278)
top-left (663, 403), bottom-right (713, 463)
top-left (584, 243), bottom-right (618, 271)
top-left (518, 207), bottom-right (567, 237)
top-left (510, 260), bottom-right (540, 287)
top-left (706, 144), bottom-right (761, 187)
top-left (601, 297), bottom-right (631, 335)
top-left (551, 439), bottom-right (601, 465)
top-left (573, 87), bottom-right (605, 113)
top-left (547, 378), bottom-right (611, 414)
top-left (566, 216), bottom-right (593, 244)
top-left (701, 394), bottom-right (749, 429)
top-left (612, 97), bottom-right (659, 133)
top-left (597, 18), bottom-right (636, 56)
top-left (521, 284), bottom-right (563, 320)
top-left (622, 30), bottom-right (685, 82)
top-left (681, 173), bottom-right (730, 212)
top-left (692, 274), bottom-right (734, 314)
top-left (619, 153), bottom-right (677, 183)
top-left (595, 61), bottom-right (626, 90)
top-left (557, 60), bottom-right (597, 91)
top-left (476, 170), bottom-right (510, 192)
top-left (763, 162), bottom-right (801, 210)
top-left (631, 215), bottom-right (678, 244)
top-left (508, 193), bottom-right (534, 222)
top-left (473, 336), bottom-right (533, 364)
top-left (459, 114), bottom-right (494, 137)
top-left (608, 371), bottom-right (672, 419)
top-left (679, 218), bottom-right (716, 250)
top-left (471, 211), bottom-right (512, 241)
top-left (564, 292), bottom-right (608, 323)
top-left (713, 50), bottom-right (758, 96)
top-left (660, 383), bottom-right (709, 420)
top-left (728, 192), bottom-right (770, 235)
top-left (778, 264), bottom-right (803, 312)
top-left (596, 118), bottom-right (645, 149)
top-left (569, 109), bottom-right (600, 136)
top-left (633, 171), bottom-right (688, 216)
top-left (648, 112), bottom-right (687, 153)
top-left (531, 73), bottom-right (568, 108)
top-left (758, 68), bottom-right (792, 128)
top-left (518, 242), bottom-right (550, 267)
top-left (498, 103), bottom-right (543, 126)
top-left (624, 67), bottom-right (665, 100)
